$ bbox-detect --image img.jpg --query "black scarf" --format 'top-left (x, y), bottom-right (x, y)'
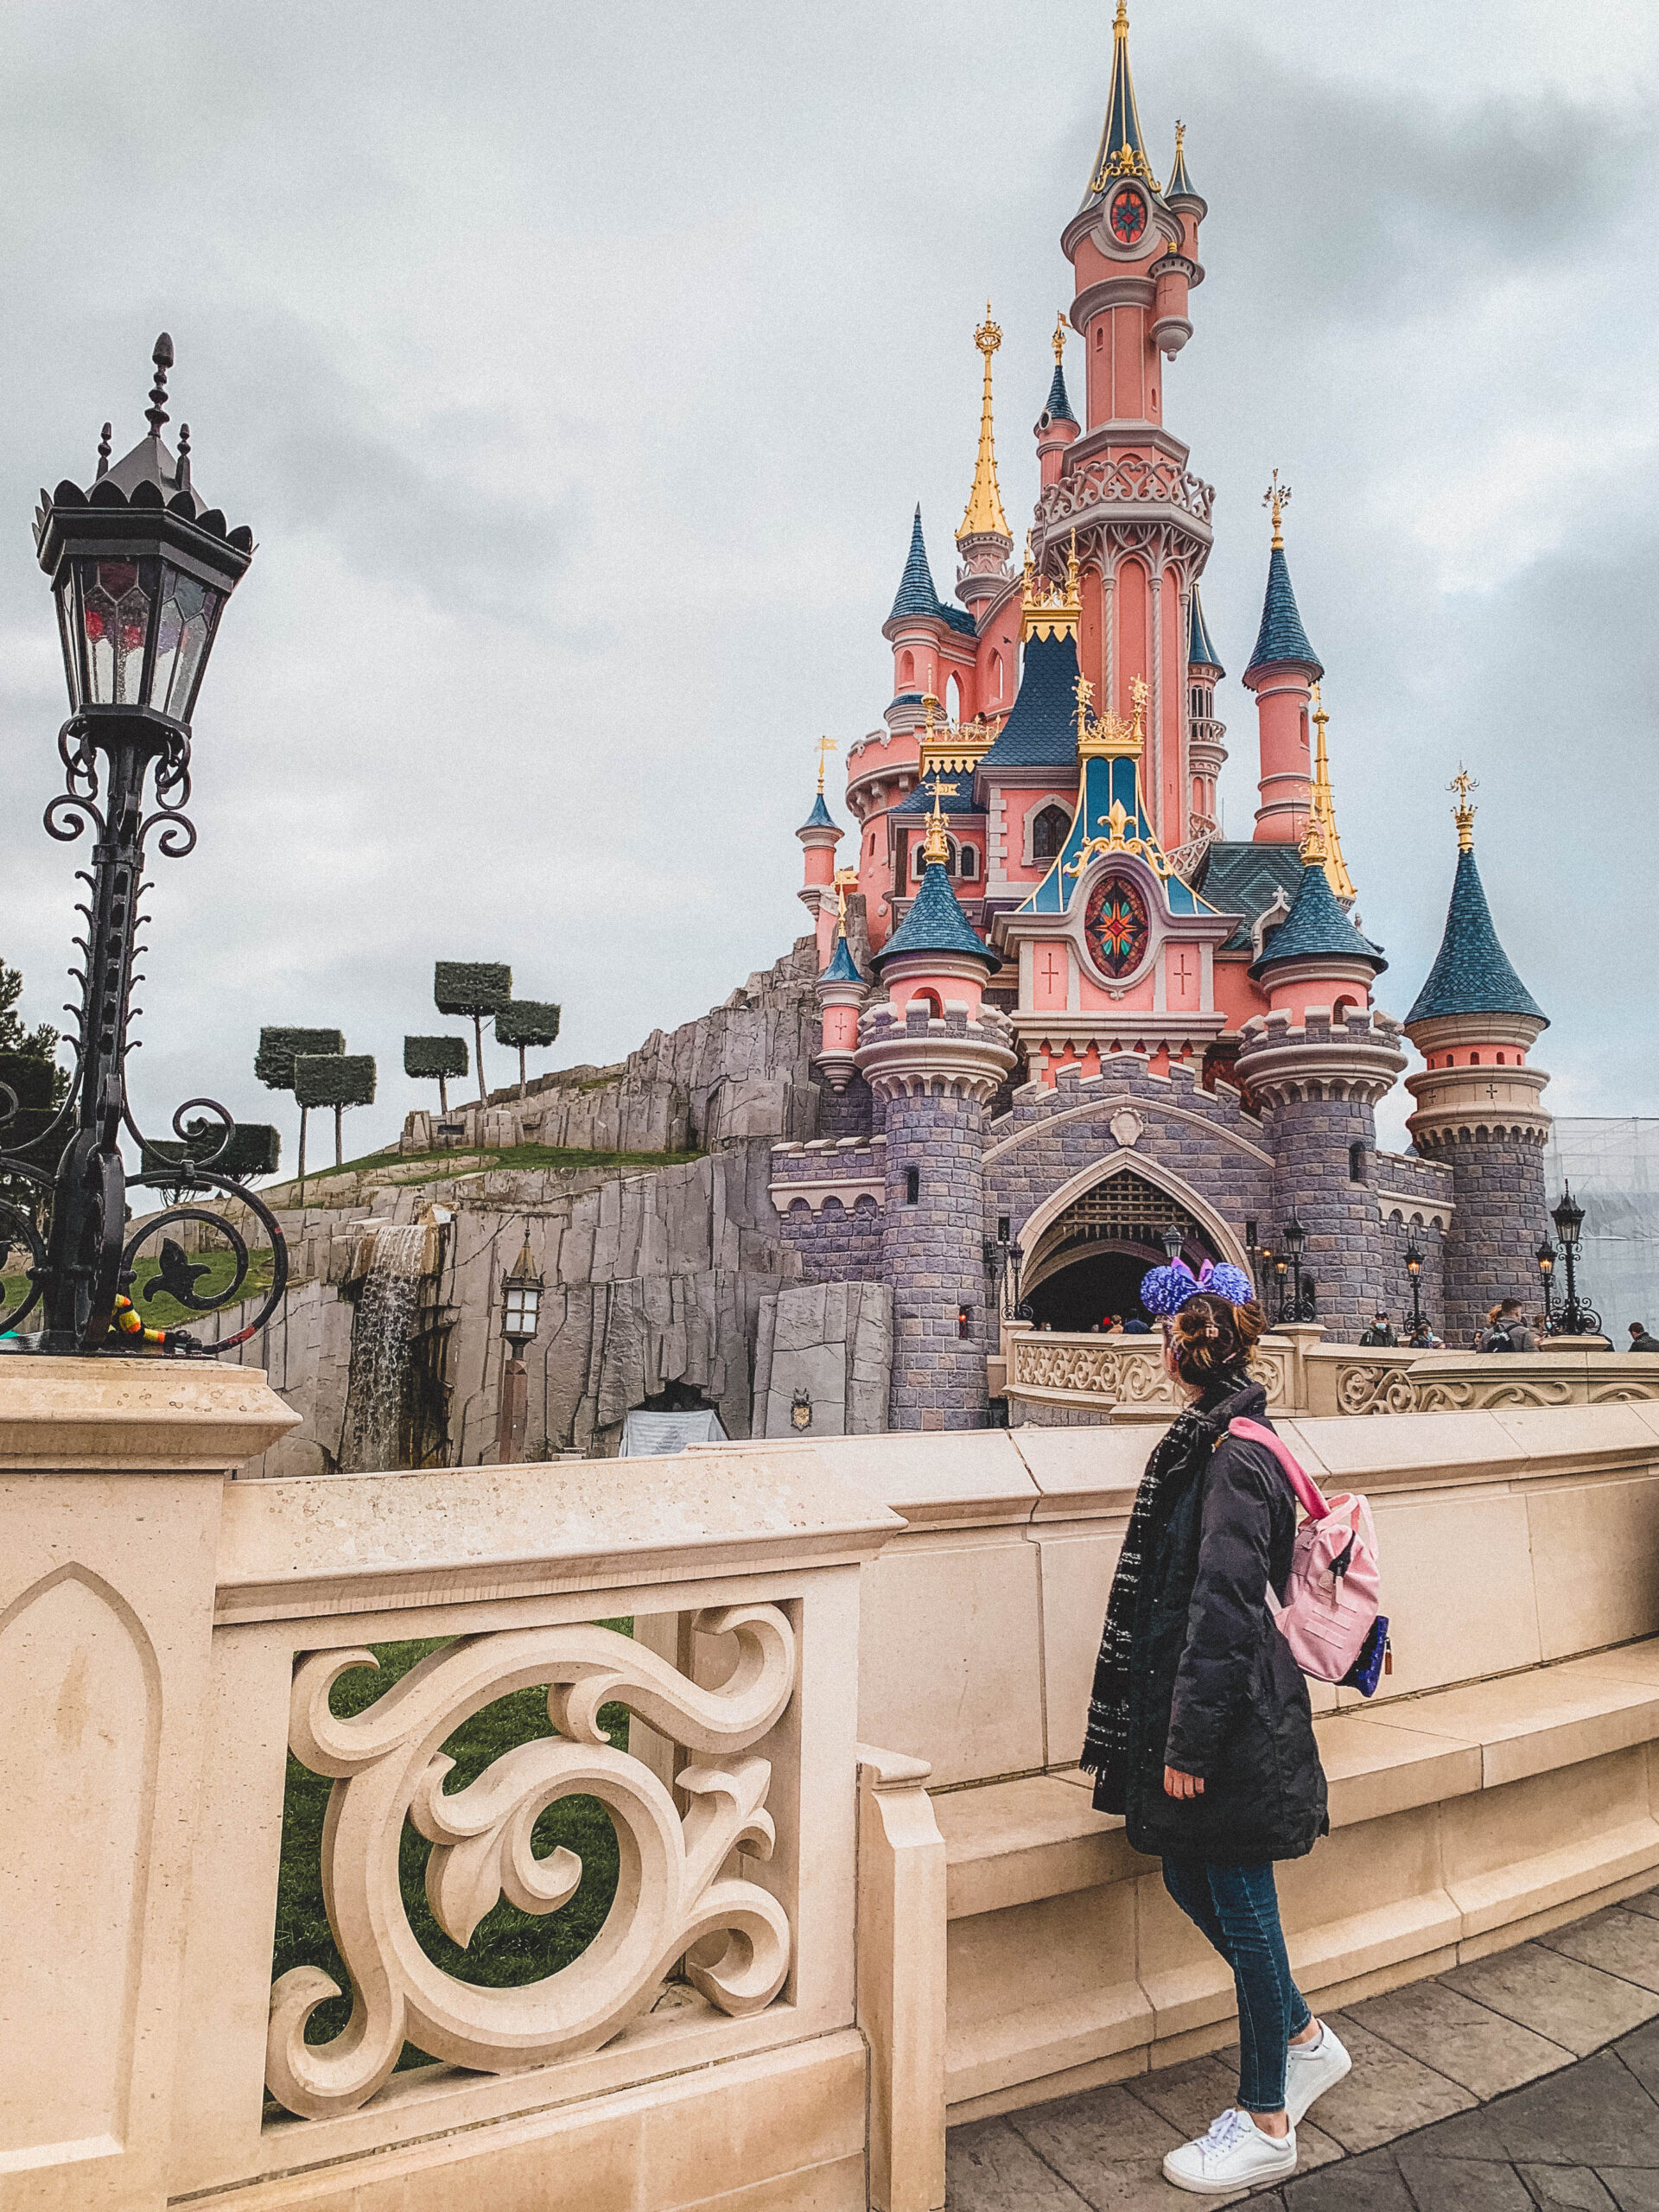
top-left (1078, 1376), bottom-right (1247, 1803)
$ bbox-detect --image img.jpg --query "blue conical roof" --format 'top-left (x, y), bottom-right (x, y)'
top-left (873, 862), bottom-right (1001, 974)
top-left (1166, 128), bottom-right (1198, 200)
top-left (1244, 546), bottom-right (1323, 680)
top-left (821, 931), bottom-right (863, 985)
top-left (798, 789), bottom-right (838, 834)
top-left (1188, 586), bottom-right (1224, 676)
top-left (1407, 846), bottom-right (1546, 1027)
top-left (1043, 360), bottom-right (1076, 425)
top-left (1250, 855), bottom-right (1385, 980)
top-left (1082, 4), bottom-right (1157, 207)
top-left (887, 504), bottom-right (976, 636)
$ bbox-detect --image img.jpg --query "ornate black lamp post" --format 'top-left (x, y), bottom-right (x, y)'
top-left (1550, 1187), bottom-right (1600, 1338)
top-left (1535, 1236), bottom-right (1558, 1334)
top-left (497, 1232), bottom-right (543, 1463)
top-left (1277, 1213), bottom-right (1316, 1325)
top-left (1160, 1222), bottom-right (1185, 1265)
top-left (1404, 1239), bottom-right (1426, 1339)
top-left (0, 336), bottom-right (288, 1354)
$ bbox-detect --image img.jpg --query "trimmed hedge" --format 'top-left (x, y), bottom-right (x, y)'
top-left (404, 1035), bottom-right (469, 1080)
top-left (495, 999), bottom-right (562, 1049)
top-left (140, 1121), bottom-right (282, 1185)
top-left (434, 963), bottom-right (511, 1016)
top-left (294, 1053), bottom-right (377, 1110)
top-left (256, 1027), bottom-right (346, 1091)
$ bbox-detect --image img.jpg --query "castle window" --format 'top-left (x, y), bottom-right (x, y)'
top-left (1470, 1052), bottom-right (1480, 1065)
top-left (905, 1166), bottom-right (920, 1206)
top-left (1350, 1142), bottom-right (1367, 1184)
top-left (1497, 1052), bottom-right (1506, 1065)
top-left (946, 673), bottom-right (963, 721)
top-left (959, 844), bottom-right (978, 880)
top-left (1031, 803), bottom-right (1071, 861)
top-left (957, 1306), bottom-right (972, 1338)
top-left (990, 648), bottom-right (1004, 697)
top-left (898, 650), bottom-right (914, 687)
top-left (1189, 684), bottom-right (1212, 721)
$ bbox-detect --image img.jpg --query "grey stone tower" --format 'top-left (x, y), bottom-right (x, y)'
top-left (1404, 789), bottom-right (1550, 1344)
top-left (855, 849), bottom-right (1014, 1430)
top-left (1236, 849), bottom-right (1407, 1343)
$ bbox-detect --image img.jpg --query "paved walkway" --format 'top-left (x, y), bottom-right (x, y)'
top-left (948, 1887), bottom-right (1659, 2212)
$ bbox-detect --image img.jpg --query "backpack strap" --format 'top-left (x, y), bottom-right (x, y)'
top-left (1228, 1416), bottom-right (1331, 1522)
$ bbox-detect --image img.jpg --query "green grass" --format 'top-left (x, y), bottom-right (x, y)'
top-left (124, 1245), bottom-right (276, 1330)
top-left (273, 1629), bottom-right (631, 2080)
top-left (296, 1141), bottom-right (702, 1186)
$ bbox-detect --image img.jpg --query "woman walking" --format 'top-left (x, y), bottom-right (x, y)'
top-left (1080, 1267), bottom-right (1351, 2191)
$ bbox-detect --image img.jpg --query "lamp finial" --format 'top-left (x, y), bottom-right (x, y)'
top-left (146, 332), bottom-right (175, 436)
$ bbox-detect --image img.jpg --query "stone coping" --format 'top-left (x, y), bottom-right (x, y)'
top-left (0, 1352), bottom-right (297, 1470)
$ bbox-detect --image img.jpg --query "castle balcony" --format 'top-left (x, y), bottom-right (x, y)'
top-left (1034, 446), bottom-right (1216, 559)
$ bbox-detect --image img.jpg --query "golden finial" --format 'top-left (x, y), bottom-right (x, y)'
top-left (834, 864), bottom-right (858, 925)
top-left (1264, 469), bottom-right (1291, 549)
top-left (1175, 118), bottom-right (1185, 154)
top-left (1306, 685), bottom-right (1356, 900)
top-left (920, 692), bottom-right (940, 741)
top-left (1115, 0), bottom-right (1128, 29)
top-left (958, 304), bottom-right (1010, 543)
top-left (1300, 811), bottom-right (1328, 866)
top-left (814, 733), bottom-right (836, 794)
top-left (1053, 311), bottom-right (1069, 365)
top-left (921, 771), bottom-right (957, 869)
top-left (1074, 671), bottom-right (1096, 748)
top-left (1449, 766), bottom-right (1478, 853)
top-left (1129, 674), bottom-right (1147, 749)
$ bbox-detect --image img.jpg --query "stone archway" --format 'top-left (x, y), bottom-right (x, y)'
top-left (1013, 1154), bottom-right (1251, 1333)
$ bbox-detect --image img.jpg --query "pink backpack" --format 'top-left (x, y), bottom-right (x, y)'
top-left (1229, 1418), bottom-right (1389, 1694)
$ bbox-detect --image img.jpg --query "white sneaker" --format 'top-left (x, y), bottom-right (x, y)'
top-left (1286, 2021), bottom-right (1351, 2126)
top-left (1162, 2107), bottom-right (1298, 2195)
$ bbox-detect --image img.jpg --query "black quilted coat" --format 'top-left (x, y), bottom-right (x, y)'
top-left (1109, 1376), bottom-right (1328, 1864)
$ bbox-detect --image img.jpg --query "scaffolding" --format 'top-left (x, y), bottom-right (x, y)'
top-left (1547, 1119), bottom-right (1659, 1335)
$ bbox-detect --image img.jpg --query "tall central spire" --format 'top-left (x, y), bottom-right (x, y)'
top-left (1306, 686), bottom-right (1356, 902)
top-left (958, 307), bottom-right (1010, 545)
top-left (1085, 0), bottom-right (1160, 201)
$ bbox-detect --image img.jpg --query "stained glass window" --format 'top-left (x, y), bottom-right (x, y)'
top-left (1084, 873), bottom-right (1149, 979)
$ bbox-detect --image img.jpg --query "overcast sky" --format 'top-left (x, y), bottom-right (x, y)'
top-left (0, 0), bottom-right (1653, 1167)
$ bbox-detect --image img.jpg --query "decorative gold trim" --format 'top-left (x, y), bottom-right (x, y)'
top-left (1264, 468), bottom-right (1291, 548)
top-left (1076, 671), bottom-right (1147, 760)
top-left (920, 770), bottom-right (957, 868)
top-left (917, 692), bottom-right (996, 775)
top-left (1021, 527), bottom-right (1083, 641)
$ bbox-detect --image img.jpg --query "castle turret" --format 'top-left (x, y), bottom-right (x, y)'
top-left (956, 308), bottom-right (1014, 619)
top-left (1404, 773), bottom-right (1550, 1342)
top-left (1243, 475), bottom-right (1323, 844)
top-left (1185, 585), bottom-right (1225, 835)
top-left (797, 741), bottom-right (844, 967)
top-left (1034, 314), bottom-right (1081, 493)
top-left (815, 906), bottom-right (868, 1096)
top-left (1235, 833), bottom-right (1406, 1341)
top-left (857, 788), bottom-right (1016, 1429)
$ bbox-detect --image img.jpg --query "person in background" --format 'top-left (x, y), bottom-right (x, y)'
top-left (1082, 1267), bottom-right (1350, 2192)
top-left (1629, 1322), bottom-right (1659, 1353)
top-left (1122, 1312), bottom-right (1152, 1335)
top-left (1358, 1312), bottom-right (1396, 1347)
top-left (1408, 1321), bottom-right (1443, 1350)
top-left (1478, 1299), bottom-right (1534, 1353)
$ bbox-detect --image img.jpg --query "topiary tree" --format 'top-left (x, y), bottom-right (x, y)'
top-left (255, 1025), bottom-right (345, 1189)
top-left (404, 1034), bottom-right (469, 1116)
top-left (295, 1052), bottom-right (377, 1171)
top-left (434, 963), bottom-right (511, 1104)
top-left (140, 1120), bottom-right (282, 1188)
top-left (494, 998), bottom-right (562, 1100)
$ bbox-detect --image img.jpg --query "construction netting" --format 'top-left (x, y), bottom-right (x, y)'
top-left (1547, 1120), bottom-right (1659, 1336)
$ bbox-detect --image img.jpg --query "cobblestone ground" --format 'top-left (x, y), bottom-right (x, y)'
top-left (948, 1886), bottom-right (1659, 2212)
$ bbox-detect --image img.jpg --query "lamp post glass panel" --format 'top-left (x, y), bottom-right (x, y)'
top-left (0, 335), bottom-right (288, 1353)
top-left (497, 1236), bottom-right (543, 1464)
top-left (1160, 1222), bottom-right (1185, 1265)
top-left (1550, 1186), bottom-right (1600, 1338)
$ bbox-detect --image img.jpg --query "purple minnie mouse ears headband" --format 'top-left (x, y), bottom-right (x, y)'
top-left (1139, 1255), bottom-right (1257, 1317)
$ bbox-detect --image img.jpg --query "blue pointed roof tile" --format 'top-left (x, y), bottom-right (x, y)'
top-left (1043, 361), bottom-right (1076, 425)
top-left (1249, 856), bottom-right (1385, 980)
top-left (1407, 847), bottom-right (1546, 1027)
top-left (975, 631), bottom-right (1081, 773)
top-left (887, 504), bottom-right (977, 637)
top-left (820, 931), bottom-right (864, 985)
top-left (1187, 586), bottom-right (1224, 676)
top-left (872, 862), bottom-right (1001, 973)
top-left (1244, 545), bottom-right (1323, 680)
top-left (1166, 129), bottom-right (1198, 200)
top-left (798, 789), bottom-right (838, 834)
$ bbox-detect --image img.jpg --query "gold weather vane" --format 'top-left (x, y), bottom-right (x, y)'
top-left (921, 771), bottom-right (958, 868)
top-left (1306, 685), bottom-right (1357, 900)
top-left (1053, 311), bottom-right (1069, 365)
top-left (1264, 470), bottom-right (1291, 548)
top-left (814, 734), bottom-right (837, 793)
top-left (1450, 766), bottom-right (1479, 852)
top-left (958, 305), bottom-right (1010, 543)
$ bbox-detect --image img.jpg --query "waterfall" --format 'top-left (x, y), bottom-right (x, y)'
top-left (339, 1223), bottom-right (429, 1474)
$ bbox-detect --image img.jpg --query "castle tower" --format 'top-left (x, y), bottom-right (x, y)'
top-left (1243, 475), bottom-right (1324, 845)
top-left (797, 740), bottom-right (844, 968)
top-left (1038, 0), bottom-right (1214, 857)
top-left (1404, 775), bottom-right (1550, 1343)
top-left (1236, 832), bottom-right (1407, 1341)
top-left (956, 308), bottom-right (1014, 620)
top-left (815, 906), bottom-right (868, 1096)
top-left (1185, 585), bottom-right (1225, 839)
top-left (1034, 313), bottom-right (1081, 493)
top-left (856, 788), bottom-right (1015, 1429)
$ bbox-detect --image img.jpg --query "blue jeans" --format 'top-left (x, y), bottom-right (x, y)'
top-left (1163, 1859), bottom-right (1312, 2115)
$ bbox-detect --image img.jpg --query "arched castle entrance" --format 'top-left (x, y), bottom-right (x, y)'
top-left (1014, 1160), bottom-right (1249, 1333)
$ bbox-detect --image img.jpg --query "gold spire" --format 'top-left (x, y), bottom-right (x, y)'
top-left (814, 733), bottom-right (836, 793)
top-left (1450, 766), bottom-right (1478, 853)
top-left (957, 306), bottom-right (1010, 543)
top-left (1020, 527), bottom-right (1082, 642)
top-left (920, 770), bottom-right (957, 868)
top-left (1306, 685), bottom-right (1356, 900)
top-left (834, 864), bottom-right (858, 926)
top-left (1263, 468), bottom-right (1291, 549)
top-left (1053, 311), bottom-right (1068, 365)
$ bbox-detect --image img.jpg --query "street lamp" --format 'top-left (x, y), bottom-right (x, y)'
top-left (497, 1231), bottom-right (543, 1463)
top-left (1550, 1187), bottom-right (1601, 1338)
top-left (1278, 1213), bottom-right (1316, 1325)
top-left (1535, 1236), bottom-right (1557, 1334)
top-left (0, 334), bottom-right (287, 1353)
top-left (1160, 1222), bottom-right (1185, 1264)
top-left (1404, 1240), bottom-right (1425, 1340)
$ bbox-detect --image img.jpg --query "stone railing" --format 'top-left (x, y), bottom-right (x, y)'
top-left (1304, 1344), bottom-right (1659, 1417)
top-left (1003, 1324), bottom-right (1316, 1426)
top-left (1037, 451), bottom-right (1216, 531)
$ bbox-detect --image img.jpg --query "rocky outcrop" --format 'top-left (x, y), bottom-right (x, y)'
top-left (751, 1281), bottom-right (893, 1438)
